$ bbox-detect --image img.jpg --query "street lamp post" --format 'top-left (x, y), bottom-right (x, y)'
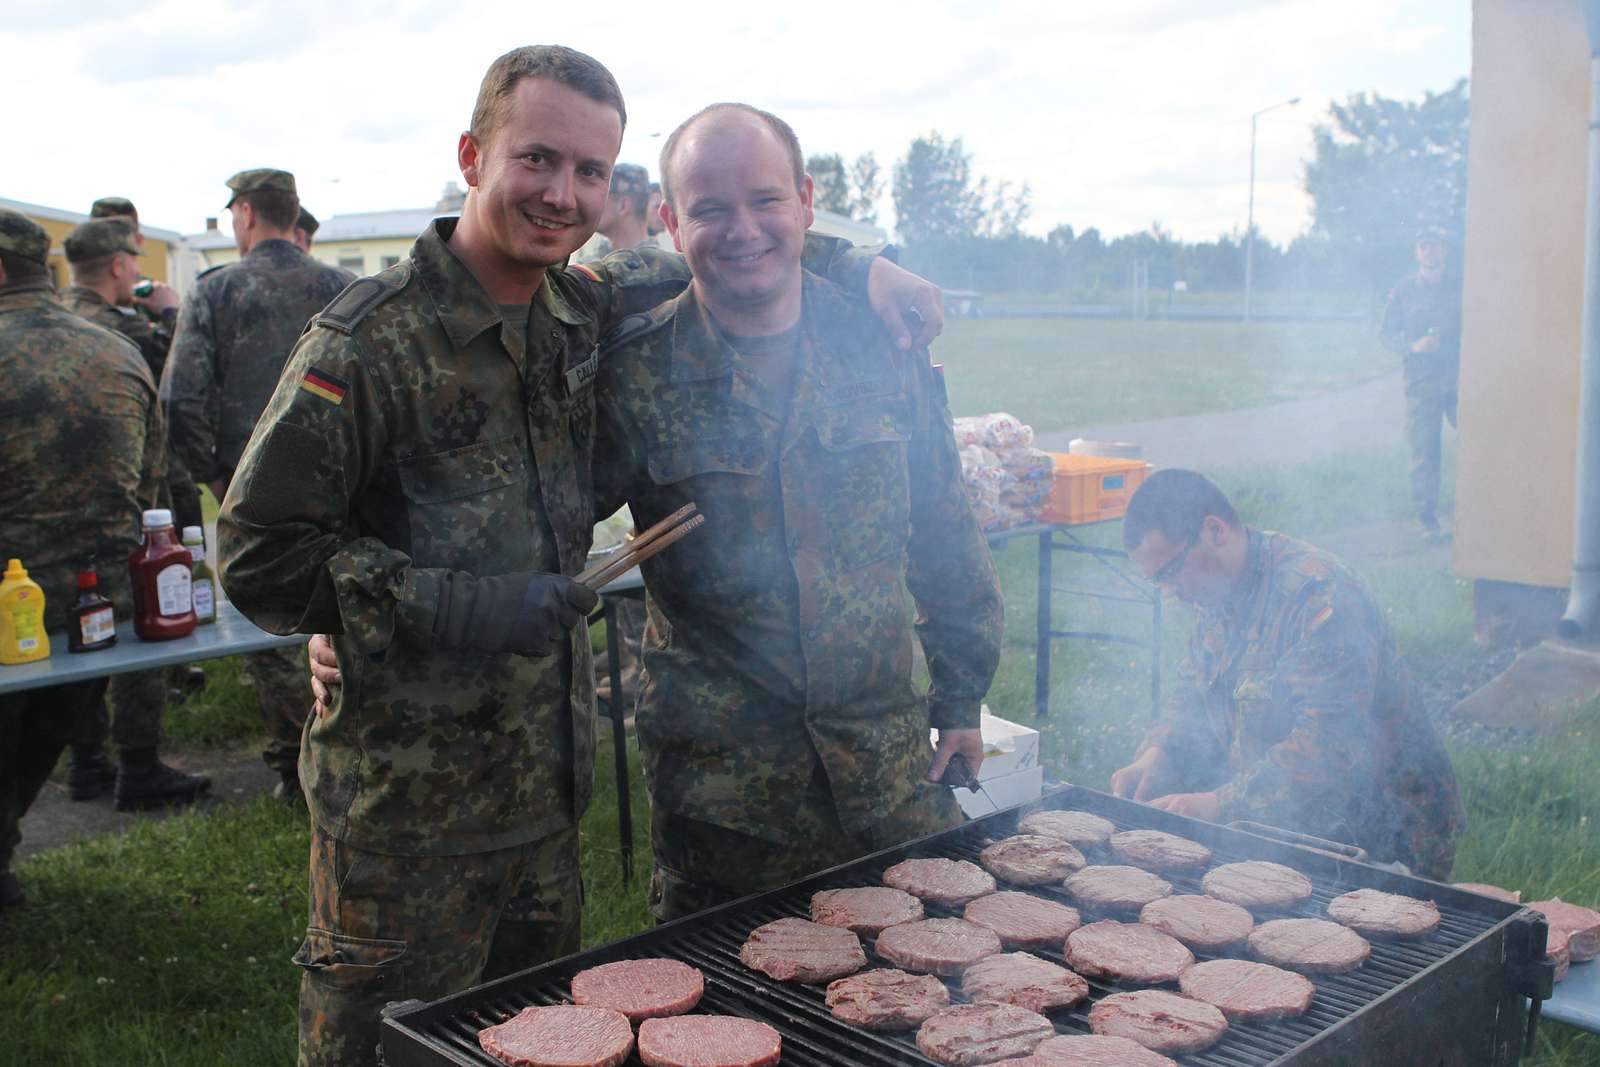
top-left (1244, 96), bottom-right (1301, 323)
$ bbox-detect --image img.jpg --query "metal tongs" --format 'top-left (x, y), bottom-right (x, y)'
top-left (576, 502), bottom-right (706, 591)
top-left (939, 752), bottom-right (997, 809)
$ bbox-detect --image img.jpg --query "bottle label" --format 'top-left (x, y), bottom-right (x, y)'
top-left (156, 563), bottom-right (192, 617)
top-left (193, 579), bottom-right (215, 620)
top-left (80, 606), bottom-right (115, 644)
top-left (12, 605), bottom-right (39, 651)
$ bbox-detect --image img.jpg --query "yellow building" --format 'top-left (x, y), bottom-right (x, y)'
top-left (2, 196), bottom-right (187, 294)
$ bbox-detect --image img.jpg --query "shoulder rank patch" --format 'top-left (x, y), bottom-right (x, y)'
top-left (299, 368), bottom-right (349, 405)
top-left (314, 273), bottom-right (404, 335)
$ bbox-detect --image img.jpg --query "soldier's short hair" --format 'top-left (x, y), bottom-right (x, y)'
top-left (70, 254), bottom-right (118, 284)
top-left (469, 45), bottom-right (626, 146)
top-left (1122, 469), bottom-right (1241, 551)
top-left (659, 103), bottom-right (804, 207)
top-left (235, 189), bottom-right (300, 231)
top-left (0, 249), bottom-right (49, 285)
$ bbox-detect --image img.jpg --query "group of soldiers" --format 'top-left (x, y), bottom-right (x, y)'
top-left (1, 40), bottom-right (1468, 1067)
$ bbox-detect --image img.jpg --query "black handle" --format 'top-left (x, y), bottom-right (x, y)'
top-left (939, 752), bottom-right (981, 792)
top-left (1226, 820), bottom-right (1369, 862)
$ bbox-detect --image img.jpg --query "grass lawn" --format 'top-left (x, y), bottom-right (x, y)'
top-left (4, 317), bottom-right (1595, 1064)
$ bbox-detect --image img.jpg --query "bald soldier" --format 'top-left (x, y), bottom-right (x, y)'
top-left (162, 168), bottom-right (353, 804)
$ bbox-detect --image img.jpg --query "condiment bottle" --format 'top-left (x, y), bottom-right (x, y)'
top-left (183, 526), bottom-right (217, 625)
top-left (129, 508), bottom-right (196, 641)
top-left (68, 569), bottom-right (117, 653)
top-left (0, 558), bottom-right (49, 664)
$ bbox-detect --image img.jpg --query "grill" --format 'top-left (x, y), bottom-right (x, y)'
top-left (382, 785), bottom-right (1553, 1067)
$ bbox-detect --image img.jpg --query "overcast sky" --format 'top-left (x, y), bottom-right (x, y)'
top-left (2, 0), bottom-right (1468, 245)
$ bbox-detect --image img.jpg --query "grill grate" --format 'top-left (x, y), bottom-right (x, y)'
top-left (385, 786), bottom-right (1534, 1067)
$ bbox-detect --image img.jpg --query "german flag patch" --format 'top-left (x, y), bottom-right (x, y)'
top-left (571, 262), bottom-right (602, 282)
top-left (299, 368), bottom-right (349, 405)
top-left (1307, 604), bottom-right (1334, 633)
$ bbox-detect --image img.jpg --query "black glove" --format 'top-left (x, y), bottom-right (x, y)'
top-left (433, 570), bottom-right (600, 657)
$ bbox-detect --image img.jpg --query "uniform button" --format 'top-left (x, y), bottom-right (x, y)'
top-left (550, 329), bottom-right (561, 341)
top-left (500, 461), bottom-right (514, 472)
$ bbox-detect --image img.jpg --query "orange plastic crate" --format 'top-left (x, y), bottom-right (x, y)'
top-left (1040, 453), bottom-right (1152, 525)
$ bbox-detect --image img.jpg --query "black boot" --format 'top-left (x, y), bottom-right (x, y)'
top-left (67, 745), bottom-right (118, 801)
top-left (0, 870), bottom-right (24, 910)
top-left (114, 749), bottom-right (212, 812)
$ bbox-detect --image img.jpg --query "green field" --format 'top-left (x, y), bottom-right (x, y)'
top-left (4, 315), bottom-right (1596, 1065)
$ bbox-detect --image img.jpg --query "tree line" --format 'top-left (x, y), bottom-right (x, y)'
top-left (808, 79), bottom-right (1468, 303)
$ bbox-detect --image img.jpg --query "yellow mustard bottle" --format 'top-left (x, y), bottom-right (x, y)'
top-left (0, 558), bottom-right (50, 665)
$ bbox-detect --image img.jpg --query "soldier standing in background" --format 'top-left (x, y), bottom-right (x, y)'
top-left (1379, 228), bottom-right (1463, 542)
top-left (293, 206), bottom-right (320, 254)
top-left (58, 219), bottom-right (211, 810)
top-left (160, 169), bottom-right (353, 804)
top-left (0, 211), bottom-right (168, 906)
top-left (589, 104), bottom-right (1000, 921)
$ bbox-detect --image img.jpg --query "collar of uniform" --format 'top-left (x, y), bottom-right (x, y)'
top-left (411, 217), bottom-right (512, 352)
top-left (667, 286), bottom-right (739, 384)
top-left (1224, 527), bottom-right (1270, 621)
top-left (539, 269), bottom-right (589, 326)
top-left (797, 272), bottom-right (900, 406)
top-left (245, 238), bottom-right (304, 264)
top-left (0, 280), bottom-right (60, 312)
top-left (62, 284), bottom-right (110, 309)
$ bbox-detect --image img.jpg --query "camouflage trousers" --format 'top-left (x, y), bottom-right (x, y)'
top-left (295, 823), bottom-right (581, 1067)
top-left (649, 778), bottom-right (963, 923)
top-left (243, 642), bottom-right (310, 776)
top-left (72, 669), bottom-right (166, 753)
top-left (1402, 362), bottom-right (1459, 524)
top-left (2, 678), bottom-right (104, 872)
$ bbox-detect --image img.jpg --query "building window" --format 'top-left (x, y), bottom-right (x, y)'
top-left (337, 254), bottom-right (364, 273)
top-left (381, 255), bottom-right (400, 269)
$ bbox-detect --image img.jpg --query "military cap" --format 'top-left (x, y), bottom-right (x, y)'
top-left (0, 209), bottom-right (51, 265)
top-left (64, 217), bottom-right (142, 263)
top-left (610, 163), bottom-right (650, 204)
top-left (1414, 226), bottom-right (1451, 247)
top-left (296, 206), bottom-right (320, 236)
top-left (90, 196), bottom-right (139, 222)
top-left (224, 168), bottom-right (297, 207)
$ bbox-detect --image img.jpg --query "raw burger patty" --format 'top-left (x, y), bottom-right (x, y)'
top-left (825, 968), bottom-right (950, 1030)
top-left (1201, 861), bottom-right (1314, 910)
top-left (478, 1005), bottom-right (634, 1067)
top-left (739, 917), bottom-right (865, 983)
top-left (570, 958), bottom-right (704, 1020)
top-left (1139, 894), bottom-right (1255, 951)
top-left (1327, 888), bottom-right (1441, 939)
top-left (636, 1015), bottom-right (781, 1067)
top-left (964, 891), bottom-right (1082, 949)
top-left (1454, 882), bottom-right (1521, 904)
top-left (811, 886), bottom-right (924, 935)
top-left (1549, 927), bottom-right (1573, 983)
top-left (1178, 958), bottom-right (1316, 1022)
top-left (1065, 920), bottom-right (1194, 983)
top-left (915, 1002), bottom-right (1055, 1066)
top-left (1063, 865), bottom-right (1172, 914)
top-left (884, 857), bottom-right (998, 906)
top-left (1029, 1034), bottom-right (1178, 1067)
top-left (980, 835), bottom-right (1087, 885)
top-left (1529, 899), bottom-right (1600, 961)
top-left (1109, 830), bottom-right (1212, 873)
top-left (1250, 918), bottom-right (1371, 974)
top-left (1018, 809), bottom-right (1117, 848)
top-left (1088, 990), bottom-right (1228, 1055)
top-left (875, 917), bottom-right (1003, 975)
top-left (961, 951), bottom-right (1090, 1013)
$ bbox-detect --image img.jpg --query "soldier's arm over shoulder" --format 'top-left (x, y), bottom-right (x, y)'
top-left (902, 346), bottom-right (1004, 731)
top-left (161, 284), bottom-right (222, 482)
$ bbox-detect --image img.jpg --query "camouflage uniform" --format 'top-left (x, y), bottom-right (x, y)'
top-left (162, 233), bottom-right (352, 782)
top-left (0, 211), bottom-right (163, 883)
top-left (1138, 530), bottom-right (1464, 879)
top-left (1379, 272), bottom-right (1463, 525)
top-left (218, 219), bottom-right (876, 1066)
top-left (592, 275), bottom-right (1005, 921)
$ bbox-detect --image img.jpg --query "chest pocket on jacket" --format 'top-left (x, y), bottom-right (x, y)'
top-left (397, 435), bottom-right (528, 569)
top-left (815, 397), bottom-right (912, 569)
top-left (646, 435), bottom-right (769, 485)
top-left (1230, 651), bottom-right (1293, 763)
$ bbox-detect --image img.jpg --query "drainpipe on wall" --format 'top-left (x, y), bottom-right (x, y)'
top-left (1559, 0), bottom-right (1600, 642)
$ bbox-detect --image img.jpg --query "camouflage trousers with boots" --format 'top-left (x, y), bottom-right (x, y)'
top-left (1402, 355), bottom-right (1459, 530)
top-left (294, 824), bottom-right (581, 1067)
top-left (649, 775), bottom-right (963, 923)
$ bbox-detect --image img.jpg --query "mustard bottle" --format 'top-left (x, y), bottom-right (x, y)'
top-left (0, 558), bottom-right (50, 665)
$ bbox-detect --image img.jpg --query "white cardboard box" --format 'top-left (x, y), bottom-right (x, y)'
top-left (932, 706), bottom-right (1043, 817)
top-left (953, 765), bottom-right (1044, 818)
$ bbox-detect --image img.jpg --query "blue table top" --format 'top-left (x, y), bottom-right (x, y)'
top-left (1540, 958), bottom-right (1600, 1034)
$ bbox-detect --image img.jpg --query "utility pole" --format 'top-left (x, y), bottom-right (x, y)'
top-left (1244, 96), bottom-right (1301, 323)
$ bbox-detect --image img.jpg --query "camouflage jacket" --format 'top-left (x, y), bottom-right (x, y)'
top-left (218, 220), bottom-right (876, 856)
top-left (0, 281), bottom-right (162, 632)
top-left (161, 239), bottom-right (352, 484)
top-left (1142, 530), bottom-right (1464, 875)
top-left (1379, 272), bottom-right (1463, 390)
top-left (62, 284), bottom-right (175, 381)
top-left (591, 275), bottom-right (1004, 844)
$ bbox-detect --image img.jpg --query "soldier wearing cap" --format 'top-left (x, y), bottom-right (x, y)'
top-left (576, 161), bottom-right (653, 263)
top-left (293, 206), bottom-right (320, 254)
top-left (1379, 227), bottom-right (1463, 540)
top-left (161, 168), bottom-right (354, 804)
top-left (55, 219), bottom-right (213, 809)
top-left (0, 209), bottom-right (170, 906)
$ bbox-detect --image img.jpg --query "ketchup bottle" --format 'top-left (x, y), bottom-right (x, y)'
top-left (129, 508), bottom-right (197, 641)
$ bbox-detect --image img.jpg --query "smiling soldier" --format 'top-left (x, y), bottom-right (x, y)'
top-left (219, 46), bottom-right (945, 1067)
